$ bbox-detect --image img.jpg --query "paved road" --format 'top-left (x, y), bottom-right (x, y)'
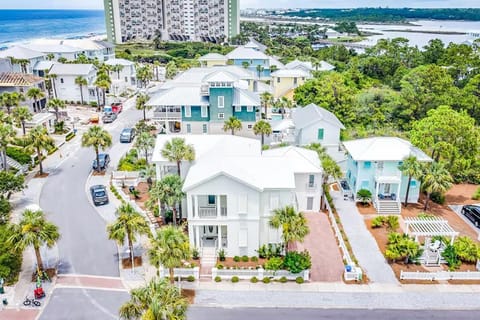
top-left (40, 101), bottom-right (142, 276)
top-left (38, 288), bottom-right (129, 320)
top-left (187, 307), bottom-right (480, 320)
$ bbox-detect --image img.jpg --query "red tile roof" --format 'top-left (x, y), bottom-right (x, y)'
top-left (0, 72), bottom-right (43, 87)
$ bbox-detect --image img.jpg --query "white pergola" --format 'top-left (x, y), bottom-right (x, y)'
top-left (404, 216), bottom-right (459, 245)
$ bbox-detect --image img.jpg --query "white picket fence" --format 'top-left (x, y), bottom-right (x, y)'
top-left (400, 270), bottom-right (480, 281)
top-left (159, 267), bottom-right (200, 280)
top-left (324, 194), bottom-right (362, 281)
top-left (212, 267), bottom-right (310, 281)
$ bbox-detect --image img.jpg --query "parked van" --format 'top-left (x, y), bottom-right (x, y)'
top-left (461, 205), bottom-right (480, 228)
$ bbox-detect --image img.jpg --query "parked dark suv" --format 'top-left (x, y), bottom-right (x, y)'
top-left (120, 128), bottom-right (136, 143)
top-left (461, 205), bottom-right (480, 228)
top-left (90, 185), bottom-right (109, 206)
top-left (92, 153), bottom-right (110, 171)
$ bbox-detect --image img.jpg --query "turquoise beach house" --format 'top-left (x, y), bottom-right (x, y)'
top-left (342, 137), bottom-right (432, 214)
top-left (147, 66), bottom-right (260, 136)
top-left (226, 42), bottom-right (274, 79)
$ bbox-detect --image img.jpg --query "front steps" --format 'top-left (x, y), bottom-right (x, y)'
top-left (200, 247), bottom-right (216, 279)
top-left (376, 201), bottom-right (401, 214)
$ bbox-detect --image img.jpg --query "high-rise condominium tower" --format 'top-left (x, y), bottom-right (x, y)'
top-left (103, 0), bottom-right (239, 43)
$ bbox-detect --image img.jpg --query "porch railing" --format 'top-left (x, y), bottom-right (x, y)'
top-left (198, 206), bottom-right (227, 218)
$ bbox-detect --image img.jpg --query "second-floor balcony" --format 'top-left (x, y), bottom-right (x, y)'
top-left (193, 195), bottom-right (227, 219)
top-left (153, 106), bottom-right (182, 120)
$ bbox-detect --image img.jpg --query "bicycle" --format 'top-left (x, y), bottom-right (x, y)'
top-left (23, 296), bottom-right (41, 307)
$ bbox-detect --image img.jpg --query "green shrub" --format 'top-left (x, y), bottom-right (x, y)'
top-left (214, 276), bottom-right (221, 282)
top-left (472, 187), bottom-right (480, 200)
top-left (65, 132), bottom-right (75, 141)
top-left (279, 276), bottom-right (288, 283)
top-left (386, 215), bottom-right (399, 231)
top-left (256, 243), bottom-right (283, 259)
top-left (0, 225), bottom-right (23, 284)
top-left (241, 255), bottom-right (249, 262)
top-left (250, 256), bottom-right (258, 262)
top-left (187, 275), bottom-right (195, 282)
top-left (453, 236), bottom-right (479, 263)
top-left (442, 244), bottom-right (460, 271)
top-left (0, 197), bottom-right (11, 224)
top-left (218, 249), bottom-right (226, 261)
top-left (418, 212), bottom-right (435, 219)
top-left (233, 256), bottom-right (240, 262)
top-left (371, 216), bottom-right (385, 228)
top-left (264, 257), bottom-right (284, 271)
top-left (283, 250), bottom-right (312, 274)
top-left (216, 264), bottom-right (224, 270)
top-left (192, 247), bottom-right (199, 260)
top-left (90, 101), bottom-right (98, 108)
top-left (250, 276), bottom-right (258, 283)
top-left (262, 277), bottom-right (270, 284)
top-left (356, 189), bottom-right (372, 205)
top-left (295, 277), bottom-right (304, 284)
top-left (6, 146), bottom-right (31, 165)
top-left (430, 191), bottom-right (445, 205)
top-left (385, 232), bottom-right (423, 264)
top-left (47, 146), bottom-right (58, 155)
top-left (231, 276), bottom-right (239, 283)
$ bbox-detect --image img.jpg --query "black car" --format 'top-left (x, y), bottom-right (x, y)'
top-left (120, 128), bottom-right (136, 143)
top-left (461, 205), bottom-right (480, 228)
top-left (90, 185), bottom-right (109, 206)
top-left (92, 153), bottom-right (110, 171)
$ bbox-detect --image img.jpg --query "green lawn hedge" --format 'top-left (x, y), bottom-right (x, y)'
top-left (6, 146), bottom-right (31, 165)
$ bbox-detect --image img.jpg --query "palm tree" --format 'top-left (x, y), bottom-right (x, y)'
top-left (119, 278), bottom-right (188, 320)
top-left (421, 162), bottom-right (453, 211)
top-left (12, 105), bottom-right (32, 135)
top-left (0, 123), bottom-right (16, 170)
top-left (161, 137), bottom-right (195, 176)
top-left (94, 70), bottom-right (111, 107)
top-left (46, 98), bottom-right (66, 122)
top-left (46, 53), bottom-right (55, 61)
top-left (74, 76), bottom-right (88, 105)
top-left (110, 64), bottom-right (124, 80)
top-left (253, 120), bottom-right (272, 146)
top-left (277, 97), bottom-right (293, 119)
top-left (7, 209), bottom-right (60, 271)
top-left (269, 206), bottom-right (309, 253)
top-left (81, 126), bottom-right (112, 172)
top-left (136, 65), bottom-right (154, 87)
top-left (241, 61), bottom-right (250, 69)
top-left (135, 93), bottom-right (151, 121)
top-left (399, 156), bottom-right (423, 207)
top-left (46, 73), bottom-right (58, 98)
top-left (256, 64), bottom-right (264, 78)
top-left (26, 126), bottom-right (54, 176)
top-left (153, 61), bottom-right (161, 81)
top-left (1, 91), bottom-right (25, 114)
top-left (148, 225), bottom-right (190, 284)
top-left (107, 203), bottom-right (150, 266)
top-left (134, 132), bottom-right (155, 164)
top-left (26, 87), bottom-right (45, 113)
top-left (260, 92), bottom-right (273, 119)
top-left (223, 116), bottom-right (242, 135)
top-left (150, 174), bottom-right (184, 225)
top-left (16, 59), bottom-right (29, 73)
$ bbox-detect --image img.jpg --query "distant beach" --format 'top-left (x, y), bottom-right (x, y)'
top-left (0, 10), bottom-right (106, 48)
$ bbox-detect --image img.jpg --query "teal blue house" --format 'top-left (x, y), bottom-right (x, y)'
top-left (342, 137), bottom-right (432, 214)
top-left (147, 67), bottom-right (260, 136)
top-left (226, 44), bottom-right (275, 78)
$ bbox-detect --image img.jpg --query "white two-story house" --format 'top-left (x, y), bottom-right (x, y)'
top-left (152, 135), bottom-right (322, 256)
top-left (49, 63), bottom-right (99, 104)
top-left (105, 58), bottom-right (137, 94)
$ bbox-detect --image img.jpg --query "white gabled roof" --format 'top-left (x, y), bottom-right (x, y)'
top-left (49, 63), bottom-right (95, 76)
top-left (172, 66), bottom-right (254, 84)
top-left (202, 70), bottom-right (239, 83)
top-left (198, 53), bottom-right (227, 61)
top-left (292, 103), bottom-right (345, 130)
top-left (105, 58), bottom-right (134, 66)
top-left (226, 46), bottom-right (269, 60)
top-left (244, 41), bottom-right (260, 49)
top-left (271, 69), bottom-right (310, 78)
top-left (343, 137), bottom-right (432, 162)
top-left (317, 60), bottom-right (335, 71)
top-left (147, 86), bottom-right (209, 106)
top-left (0, 46), bottom-right (45, 60)
top-left (22, 43), bottom-right (79, 53)
top-left (233, 88), bottom-right (260, 106)
top-left (285, 60), bottom-right (314, 71)
top-left (33, 60), bottom-right (54, 71)
top-left (269, 56), bottom-right (285, 69)
top-left (152, 135), bottom-right (322, 192)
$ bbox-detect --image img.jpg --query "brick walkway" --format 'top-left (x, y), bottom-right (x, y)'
top-left (0, 309), bottom-right (38, 320)
top-left (295, 212), bottom-right (344, 282)
top-left (56, 275), bottom-right (126, 290)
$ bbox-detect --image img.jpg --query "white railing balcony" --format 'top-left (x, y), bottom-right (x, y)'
top-left (200, 84), bottom-right (209, 96)
top-left (198, 207), bottom-right (216, 218)
top-left (153, 110), bottom-right (182, 120)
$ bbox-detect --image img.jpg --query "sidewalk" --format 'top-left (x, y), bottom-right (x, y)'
top-left (330, 187), bottom-right (398, 284)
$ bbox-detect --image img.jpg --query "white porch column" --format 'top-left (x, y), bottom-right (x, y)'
top-left (188, 223), bottom-right (194, 247)
top-left (218, 226), bottom-right (222, 250)
top-left (217, 195), bottom-right (221, 218)
top-left (397, 183), bottom-right (401, 201)
top-left (193, 195), bottom-right (198, 218)
top-left (195, 225), bottom-right (201, 249)
top-left (375, 182), bottom-right (379, 200)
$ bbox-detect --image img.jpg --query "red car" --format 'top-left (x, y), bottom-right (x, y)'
top-left (111, 102), bottom-right (123, 114)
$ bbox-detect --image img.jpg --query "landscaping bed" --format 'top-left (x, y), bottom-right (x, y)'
top-left (216, 256), bottom-right (267, 269)
top-left (122, 256), bottom-right (143, 269)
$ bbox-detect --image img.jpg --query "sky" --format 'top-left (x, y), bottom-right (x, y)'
top-left (0, 0), bottom-right (478, 9)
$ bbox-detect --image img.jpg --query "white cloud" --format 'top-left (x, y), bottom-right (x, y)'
top-left (240, 0), bottom-right (480, 8)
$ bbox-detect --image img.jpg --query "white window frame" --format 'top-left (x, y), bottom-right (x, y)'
top-left (184, 105), bottom-right (191, 117)
top-left (186, 124), bottom-right (191, 133)
top-left (235, 105), bottom-right (242, 112)
top-left (218, 96), bottom-right (224, 108)
top-left (202, 124), bottom-right (208, 134)
top-left (201, 106), bottom-right (208, 118)
top-left (218, 113), bottom-right (224, 119)
top-left (247, 106), bottom-right (253, 112)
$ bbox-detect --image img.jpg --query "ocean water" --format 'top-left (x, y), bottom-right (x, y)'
top-left (0, 10), bottom-right (106, 47)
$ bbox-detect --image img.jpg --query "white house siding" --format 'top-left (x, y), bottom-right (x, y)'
top-left (293, 173), bottom-right (322, 212)
top-left (258, 190), bottom-right (295, 246)
top-left (54, 72), bottom-right (97, 103)
top-left (109, 65), bottom-right (137, 93)
top-left (298, 121), bottom-right (343, 160)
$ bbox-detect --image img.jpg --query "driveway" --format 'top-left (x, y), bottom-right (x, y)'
top-left (330, 188), bottom-right (398, 284)
top-left (295, 212), bottom-right (344, 282)
top-left (449, 205), bottom-right (480, 240)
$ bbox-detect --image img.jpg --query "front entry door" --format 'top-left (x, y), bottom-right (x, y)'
top-left (202, 225), bottom-right (218, 247)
